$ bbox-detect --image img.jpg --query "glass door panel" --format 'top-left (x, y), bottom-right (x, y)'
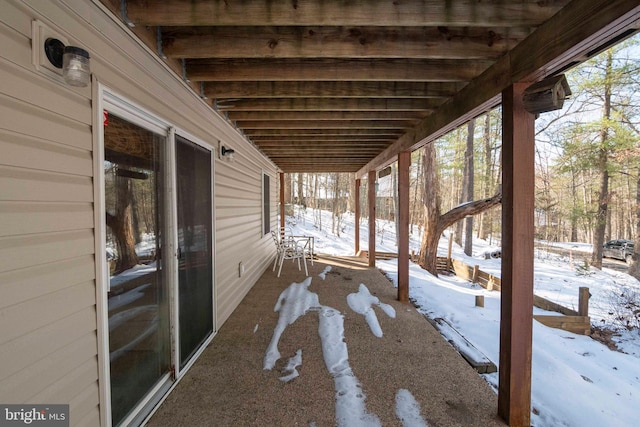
top-left (104, 113), bottom-right (171, 426)
top-left (176, 136), bottom-right (213, 368)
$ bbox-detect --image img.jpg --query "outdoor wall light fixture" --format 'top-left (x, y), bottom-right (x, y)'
top-left (44, 38), bottom-right (91, 87)
top-left (220, 145), bottom-right (235, 161)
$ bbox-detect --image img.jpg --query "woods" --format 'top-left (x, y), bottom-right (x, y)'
top-left (280, 35), bottom-right (639, 279)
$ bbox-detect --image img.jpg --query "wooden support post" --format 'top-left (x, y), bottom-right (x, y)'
top-left (368, 170), bottom-right (376, 267)
top-left (476, 295), bottom-right (485, 308)
top-left (279, 172), bottom-right (285, 231)
top-left (472, 265), bottom-right (480, 283)
top-left (398, 151), bottom-right (410, 302)
top-left (355, 178), bottom-right (361, 255)
top-left (499, 83), bottom-right (535, 427)
top-left (578, 287), bottom-right (590, 317)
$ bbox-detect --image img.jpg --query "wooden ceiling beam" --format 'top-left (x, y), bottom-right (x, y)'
top-left (188, 59), bottom-right (491, 82)
top-left (244, 129), bottom-right (402, 137)
top-left (262, 150), bottom-right (386, 156)
top-left (250, 136), bottom-right (393, 143)
top-left (216, 98), bottom-right (441, 111)
top-left (204, 81), bottom-right (463, 99)
top-left (162, 26), bottom-right (526, 59)
top-left (226, 111), bottom-right (430, 121)
top-left (279, 166), bottom-right (362, 173)
top-left (256, 139), bottom-right (389, 148)
top-left (235, 120), bottom-right (416, 129)
top-left (126, 0), bottom-right (569, 27)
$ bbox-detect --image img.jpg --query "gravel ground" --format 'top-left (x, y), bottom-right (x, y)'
top-left (147, 255), bottom-right (505, 427)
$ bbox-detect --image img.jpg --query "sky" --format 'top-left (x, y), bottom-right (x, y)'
top-left (281, 207), bottom-right (640, 427)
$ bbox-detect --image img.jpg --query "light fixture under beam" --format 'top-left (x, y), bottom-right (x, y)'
top-left (220, 144), bottom-right (236, 161)
top-left (43, 38), bottom-right (91, 87)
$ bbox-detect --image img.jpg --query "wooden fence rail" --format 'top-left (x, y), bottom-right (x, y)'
top-left (436, 256), bottom-right (591, 335)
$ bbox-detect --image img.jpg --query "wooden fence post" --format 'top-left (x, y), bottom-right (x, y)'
top-left (472, 265), bottom-right (479, 283)
top-left (579, 287), bottom-right (590, 317)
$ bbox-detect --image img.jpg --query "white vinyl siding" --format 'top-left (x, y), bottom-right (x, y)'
top-left (1, 0), bottom-right (278, 425)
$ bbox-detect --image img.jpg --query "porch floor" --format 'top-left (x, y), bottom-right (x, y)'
top-left (146, 255), bottom-right (505, 427)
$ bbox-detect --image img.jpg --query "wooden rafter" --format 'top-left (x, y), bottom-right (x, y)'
top-left (204, 81), bottom-right (463, 99)
top-left (126, 0), bottom-right (569, 27)
top-left (161, 26), bottom-right (528, 59)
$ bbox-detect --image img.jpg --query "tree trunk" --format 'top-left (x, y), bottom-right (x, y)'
top-left (418, 142), bottom-right (442, 274)
top-left (479, 114), bottom-right (492, 239)
top-left (628, 166), bottom-right (640, 279)
top-left (106, 174), bottom-right (139, 273)
top-left (591, 51), bottom-right (613, 269)
top-left (464, 119), bottom-right (475, 256)
top-left (297, 172), bottom-right (303, 205)
top-left (418, 142), bottom-right (501, 275)
top-left (570, 167), bottom-right (578, 241)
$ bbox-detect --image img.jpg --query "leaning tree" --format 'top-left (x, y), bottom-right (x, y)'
top-left (417, 140), bottom-right (501, 276)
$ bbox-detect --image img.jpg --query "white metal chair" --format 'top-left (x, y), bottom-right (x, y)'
top-left (271, 231), bottom-right (283, 271)
top-left (273, 231), bottom-right (308, 277)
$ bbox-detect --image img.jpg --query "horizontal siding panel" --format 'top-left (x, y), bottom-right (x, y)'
top-left (0, 307), bottom-right (96, 381)
top-left (216, 219), bottom-right (263, 232)
top-left (215, 190), bottom-right (260, 203)
top-left (0, 255), bottom-right (94, 308)
top-left (216, 223), bottom-right (262, 246)
top-left (215, 199), bottom-right (260, 211)
top-left (216, 170), bottom-right (259, 189)
top-left (0, 93), bottom-right (91, 151)
top-left (74, 405), bottom-right (100, 427)
top-left (0, 129), bottom-right (92, 176)
top-left (0, 202), bottom-right (93, 237)
top-left (30, 356), bottom-right (98, 405)
top-left (218, 282), bottom-right (252, 327)
top-left (69, 383), bottom-right (100, 427)
top-left (0, 166), bottom-right (93, 202)
top-left (216, 211), bottom-right (258, 227)
top-left (0, 332), bottom-right (96, 403)
top-left (0, 58), bottom-right (91, 124)
top-left (0, 20), bottom-right (32, 71)
top-left (0, 280), bottom-right (95, 344)
top-left (0, 1), bottom-right (32, 36)
top-left (0, 229), bottom-right (94, 274)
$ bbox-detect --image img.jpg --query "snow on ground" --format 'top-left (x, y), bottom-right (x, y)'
top-left (263, 277), bottom-right (383, 426)
top-left (282, 206), bottom-right (640, 427)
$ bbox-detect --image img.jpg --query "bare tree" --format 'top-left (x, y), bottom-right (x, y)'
top-left (463, 119), bottom-right (475, 255)
top-left (417, 141), bottom-right (501, 275)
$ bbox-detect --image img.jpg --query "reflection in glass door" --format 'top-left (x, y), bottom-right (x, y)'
top-left (104, 113), bottom-right (171, 426)
top-left (176, 136), bottom-right (213, 368)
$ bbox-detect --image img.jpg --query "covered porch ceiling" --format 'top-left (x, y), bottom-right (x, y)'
top-left (101, 0), bottom-right (640, 174)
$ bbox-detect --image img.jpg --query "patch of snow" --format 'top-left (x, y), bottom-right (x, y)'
top-left (319, 265), bottom-right (332, 280)
top-left (318, 306), bottom-right (381, 427)
top-left (395, 389), bottom-right (428, 427)
top-left (347, 283), bottom-right (396, 337)
top-left (264, 277), bottom-right (319, 370)
top-left (279, 349), bottom-right (302, 383)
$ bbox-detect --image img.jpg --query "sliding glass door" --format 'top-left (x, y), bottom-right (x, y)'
top-left (104, 113), bottom-right (171, 426)
top-left (175, 136), bottom-right (214, 368)
top-left (101, 91), bottom-right (216, 426)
